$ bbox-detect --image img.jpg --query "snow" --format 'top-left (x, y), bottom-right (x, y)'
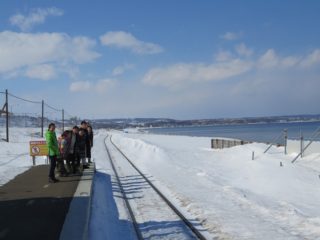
top-left (1, 127), bottom-right (320, 239)
top-left (107, 131), bottom-right (320, 239)
top-left (89, 130), bottom-right (137, 240)
top-left (0, 127), bottom-right (48, 186)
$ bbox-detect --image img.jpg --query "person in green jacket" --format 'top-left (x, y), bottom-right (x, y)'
top-left (45, 123), bottom-right (60, 183)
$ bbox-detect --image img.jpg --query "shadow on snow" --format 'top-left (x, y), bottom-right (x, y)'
top-left (89, 171), bottom-right (202, 240)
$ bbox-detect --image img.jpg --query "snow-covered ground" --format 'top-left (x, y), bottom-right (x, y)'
top-left (98, 130), bottom-right (320, 239)
top-left (1, 127), bottom-right (320, 239)
top-left (0, 127), bottom-right (48, 186)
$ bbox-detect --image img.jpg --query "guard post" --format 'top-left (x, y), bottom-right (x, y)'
top-left (29, 140), bottom-right (48, 166)
top-left (284, 129), bottom-right (288, 155)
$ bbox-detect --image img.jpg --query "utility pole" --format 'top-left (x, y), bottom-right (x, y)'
top-left (5, 89), bottom-right (9, 142)
top-left (41, 100), bottom-right (44, 138)
top-left (284, 129), bottom-right (288, 155)
top-left (62, 109), bottom-right (64, 132)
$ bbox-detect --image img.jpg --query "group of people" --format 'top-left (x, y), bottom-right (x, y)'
top-left (45, 120), bottom-right (93, 183)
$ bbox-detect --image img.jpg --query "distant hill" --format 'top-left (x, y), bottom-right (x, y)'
top-left (89, 114), bottom-right (320, 129)
top-left (2, 114), bottom-right (320, 129)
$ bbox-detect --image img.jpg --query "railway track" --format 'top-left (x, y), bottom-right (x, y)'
top-left (104, 134), bottom-right (208, 240)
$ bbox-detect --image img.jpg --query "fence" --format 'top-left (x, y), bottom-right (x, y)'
top-left (211, 128), bottom-right (320, 162)
top-left (287, 140), bottom-right (320, 156)
top-left (261, 128), bottom-right (320, 163)
top-left (211, 138), bottom-right (251, 149)
top-left (290, 127), bottom-right (320, 163)
top-left (0, 89), bottom-right (78, 142)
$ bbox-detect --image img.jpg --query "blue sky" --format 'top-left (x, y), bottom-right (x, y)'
top-left (1, 0), bottom-right (320, 119)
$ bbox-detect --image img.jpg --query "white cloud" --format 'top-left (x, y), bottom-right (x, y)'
top-left (257, 49), bottom-right (279, 69)
top-left (235, 43), bottom-right (253, 57)
top-left (300, 49), bottom-right (320, 68)
top-left (215, 50), bottom-right (233, 62)
top-left (220, 31), bottom-right (241, 41)
top-left (9, 7), bottom-right (64, 31)
top-left (70, 81), bottom-right (92, 92)
top-left (95, 79), bottom-right (115, 93)
top-left (25, 64), bottom-right (56, 80)
top-left (143, 59), bottom-right (253, 89)
top-left (112, 64), bottom-right (134, 76)
top-left (257, 49), bottom-right (300, 69)
top-left (143, 46), bottom-right (320, 90)
top-left (100, 31), bottom-right (163, 54)
top-left (281, 56), bottom-right (300, 68)
top-left (70, 79), bottom-right (115, 93)
top-left (70, 36), bottom-right (100, 64)
top-left (215, 45), bottom-right (253, 61)
top-left (0, 31), bottom-right (100, 74)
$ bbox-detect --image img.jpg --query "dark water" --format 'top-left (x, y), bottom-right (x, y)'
top-left (145, 121), bottom-right (320, 143)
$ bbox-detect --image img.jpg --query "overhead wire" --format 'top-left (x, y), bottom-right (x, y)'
top-left (44, 103), bottom-right (62, 112)
top-left (8, 92), bottom-right (42, 104)
top-left (3, 90), bottom-right (75, 117)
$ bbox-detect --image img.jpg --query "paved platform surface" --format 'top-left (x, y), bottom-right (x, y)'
top-left (0, 165), bottom-right (82, 240)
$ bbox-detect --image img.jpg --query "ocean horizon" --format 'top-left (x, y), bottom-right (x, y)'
top-left (145, 121), bottom-right (320, 144)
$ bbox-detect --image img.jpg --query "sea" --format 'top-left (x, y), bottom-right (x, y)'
top-left (145, 121), bottom-right (320, 144)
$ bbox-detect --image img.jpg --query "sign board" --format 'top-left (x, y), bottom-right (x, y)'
top-left (29, 141), bottom-right (48, 156)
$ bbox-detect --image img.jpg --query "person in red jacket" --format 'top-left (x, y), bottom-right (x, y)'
top-left (57, 131), bottom-right (71, 176)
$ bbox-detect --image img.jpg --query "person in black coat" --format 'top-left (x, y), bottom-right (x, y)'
top-left (78, 128), bottom-right (88, 170)
top-left (79, 120), bottom-right (91, 166)
top-left (72, 126), bottom-right (84, 174)
top-left (87, 125), bottom-right (93, 163)
top-left (63, 126), bottom-right (79, 174)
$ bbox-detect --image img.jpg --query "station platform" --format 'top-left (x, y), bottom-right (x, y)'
top-left (0, 164), bottom-right (94, 240)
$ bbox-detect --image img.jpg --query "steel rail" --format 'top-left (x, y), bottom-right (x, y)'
top-left (109, 135), bottom-right (207, 240)
top-left (104, 135), bottom-right (143, 240)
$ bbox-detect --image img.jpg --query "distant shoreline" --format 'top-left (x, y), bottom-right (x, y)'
top-left (3, 113), bottom-right (320, 130)
top-left (142, 121), bottom-right (320, 143)
top-left (141, 119), bottom-right (320, 130)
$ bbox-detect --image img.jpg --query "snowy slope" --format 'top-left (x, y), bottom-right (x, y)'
top-left (108, 131), bottom-right (320, 240)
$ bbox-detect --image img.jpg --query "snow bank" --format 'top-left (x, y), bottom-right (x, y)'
top-left (109, 131), bottom-right (320, 239)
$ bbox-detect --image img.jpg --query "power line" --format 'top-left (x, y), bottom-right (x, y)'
top-left (7, 91), bottom-right (62, 112)
top-left (8, 92), bottom-right (42, 104)
top-left (3, 89), bottom-right (77, 118)
top-left (44, 103), bottom-right (62, 112)
top-left (1, 89), bottom-right (79, 141)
